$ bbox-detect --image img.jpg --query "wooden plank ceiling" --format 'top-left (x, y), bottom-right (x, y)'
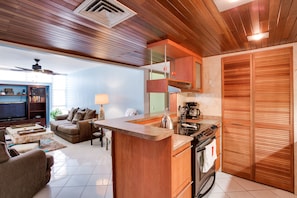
top-left (0, 0), bottom-right (296, 67)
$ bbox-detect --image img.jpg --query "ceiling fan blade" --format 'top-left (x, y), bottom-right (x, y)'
top-left (0, 67), bottom-right (21, 71)
top-left (42, 69), bottom-right (54, 74)
top-left (15, 66), bottom-right (33, 71)
top-left (38, 69), bottom-right (66, 76)
top-left (52, 72), bottom-right (67, 76)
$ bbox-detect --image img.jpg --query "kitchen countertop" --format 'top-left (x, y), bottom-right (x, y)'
top-left (95, 113), bottom-right (221, 150)
top-left (95, 113), bottom-right (176, 141)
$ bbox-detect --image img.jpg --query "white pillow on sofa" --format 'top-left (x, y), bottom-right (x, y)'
top-left (125, 108), bottom-right (137, 117)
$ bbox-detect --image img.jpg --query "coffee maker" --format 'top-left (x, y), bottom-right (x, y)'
top-left (185, 102), bottom-right (200, 119)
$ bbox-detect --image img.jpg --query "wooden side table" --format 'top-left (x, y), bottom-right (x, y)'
top-left (90, 120), bottom-right (104, 147)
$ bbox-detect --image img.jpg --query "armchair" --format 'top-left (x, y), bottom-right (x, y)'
top-left (0, 131), bottom-right (54, 198)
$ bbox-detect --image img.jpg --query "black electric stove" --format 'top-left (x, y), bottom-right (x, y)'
top-left (177, 121), bottom-right (218, 198)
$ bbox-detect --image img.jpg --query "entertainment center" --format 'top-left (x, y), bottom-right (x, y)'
top-left (0, 84), bottom-right (48, 127)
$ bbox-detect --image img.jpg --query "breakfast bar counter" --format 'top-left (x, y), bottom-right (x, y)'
top-left (95, 113), bottom-right (194, 198)
top-left (96, 113), bottom-right (172, 138)
top-left (95, 113), bottom-right (194, 150)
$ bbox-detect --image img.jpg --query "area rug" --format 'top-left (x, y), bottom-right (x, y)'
top-left (39, 138), bottom-right (66, 152)
top-left (7, 137), bottom-right (66, 153)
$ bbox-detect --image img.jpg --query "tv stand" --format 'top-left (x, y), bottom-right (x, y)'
top-left (0, 84), bottom-right (48, 127)
top-left (0, 118), bottom-right (45, 127)
top-left (0, 117), bottom-right (27, 122)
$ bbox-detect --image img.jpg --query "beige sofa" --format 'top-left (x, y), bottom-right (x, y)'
top-left (50, 107), bottom-right (97, 143)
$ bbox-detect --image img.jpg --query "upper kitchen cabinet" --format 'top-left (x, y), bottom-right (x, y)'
top-left (146, 39), bottom-right (202, 93)
top-left (171, 56), bottom-right (202, 91)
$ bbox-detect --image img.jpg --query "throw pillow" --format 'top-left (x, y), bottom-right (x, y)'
top-left (84, 108), bottom-right (96, 120)
top-left (67, 107), bottom-right (79, 121)
top-left (72, 110), bottom-right (86, 124)
top-left (8, 148), bottom-right (20, 157)
top-left (0, 142), bottom-right (10, 163)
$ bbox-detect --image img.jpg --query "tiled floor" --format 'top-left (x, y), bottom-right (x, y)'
top-left (210, 172), bottom-right (297, 198)
top-left (34, 135), bottom-right (297, 198)
top-left (34, 135), bottom-right (113, 198)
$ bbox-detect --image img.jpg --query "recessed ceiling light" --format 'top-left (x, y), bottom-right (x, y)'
top-left (213, 0), bottom-right (254, 12)
top-left (247, 32), bottom-right (269, 41)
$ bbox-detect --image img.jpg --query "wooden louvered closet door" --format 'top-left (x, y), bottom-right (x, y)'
top-left (222, 47), bottom-right (294, 192)
top-left (222, 54), bottom-right (253, 180)
top-left (253, 47), bottom-right (293, 192)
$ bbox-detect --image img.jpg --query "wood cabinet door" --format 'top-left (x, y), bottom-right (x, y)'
top-left (192, 57), bottom-right (202, 91)
top-left (222, 54), bottom-right (253, 179)
top-left (172, 56), bottom-right (193, 83)
top-left (172, 142), bottom-right (192, 198)
top-left (253, 47), bottom-right (293, 192)
top-left (172, 56), bottom-right (202, 91)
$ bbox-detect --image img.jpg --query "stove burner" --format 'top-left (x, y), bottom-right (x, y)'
top-left (179, 122), bottom-right (200, 136)
top-left (178, 122), bottom-right (217, 142)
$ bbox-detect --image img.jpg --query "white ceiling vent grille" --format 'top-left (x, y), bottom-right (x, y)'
top-left (74, 0), bottom-right (136, 28)
top-left (213, 0), bottom-right (254, 12)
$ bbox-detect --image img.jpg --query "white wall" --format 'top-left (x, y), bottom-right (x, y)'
top-left (66, 65), bottom-right (145, 119)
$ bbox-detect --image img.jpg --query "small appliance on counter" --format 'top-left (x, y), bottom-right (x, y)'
top-left (184, 102), bottom-right (200, 119)
top-left (160, 108), bottom-right (173, 129)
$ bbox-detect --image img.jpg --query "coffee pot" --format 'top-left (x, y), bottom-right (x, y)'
top-left (185, 102), bottom-right (200, 119)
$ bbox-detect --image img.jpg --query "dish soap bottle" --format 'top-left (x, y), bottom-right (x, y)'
top-left (161, 108), bottom-right (173, 129)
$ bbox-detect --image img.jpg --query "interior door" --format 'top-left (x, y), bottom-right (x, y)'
top-left (253, 47), bottom-right (293, 192)
top-left (222, 54), bottom-right (253, 180)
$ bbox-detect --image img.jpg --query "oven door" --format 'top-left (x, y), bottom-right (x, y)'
top-left (195, 138), bottom-right (216, 198)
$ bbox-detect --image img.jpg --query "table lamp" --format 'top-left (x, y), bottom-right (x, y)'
top-left (95, 94), bottom-right (109, 120)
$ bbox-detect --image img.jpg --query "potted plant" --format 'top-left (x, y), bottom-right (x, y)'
top-left (50, 108), bottom-right (62, 120)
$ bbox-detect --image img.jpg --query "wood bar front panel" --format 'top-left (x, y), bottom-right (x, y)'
top-left (112, 131), bottom-right (172, 198)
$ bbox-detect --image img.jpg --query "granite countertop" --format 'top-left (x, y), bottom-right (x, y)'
top-left (95, 113), bottom-right (174, 141)
top-left (95, 113), bottom-right (221, 150)
top-left (172, 134), bottom-right (193, 150)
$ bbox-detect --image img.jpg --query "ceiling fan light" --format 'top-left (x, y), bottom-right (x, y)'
top-left (247, 32), bottom-right (269, 41)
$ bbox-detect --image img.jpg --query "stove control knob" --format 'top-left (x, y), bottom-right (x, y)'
top-left (211, 125), bottom-right (218, 130)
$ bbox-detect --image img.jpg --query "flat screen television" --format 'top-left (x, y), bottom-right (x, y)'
top-left (0, 102), bottom-right (27, 121)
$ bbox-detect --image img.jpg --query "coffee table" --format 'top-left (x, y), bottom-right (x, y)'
top-left (6, 124), bottom-right (53, 145)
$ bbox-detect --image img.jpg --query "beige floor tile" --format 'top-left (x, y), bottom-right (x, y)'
top-left (34, 134), bottom-right (297, 198)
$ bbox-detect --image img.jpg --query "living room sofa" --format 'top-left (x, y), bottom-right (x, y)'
top-left (50, 107), bottom-right (97, 143)
top-left (0, 129), bottom-right (54, 198)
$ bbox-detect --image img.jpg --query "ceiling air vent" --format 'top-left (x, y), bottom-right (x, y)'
top-left (74, 0), bottom-right (136, 28)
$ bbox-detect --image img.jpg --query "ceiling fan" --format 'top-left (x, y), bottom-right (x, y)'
top-left (13, 58), bottom-right (66, 75)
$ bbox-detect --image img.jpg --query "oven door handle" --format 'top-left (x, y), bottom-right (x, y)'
top-left (198, 172), bottom-right (216, 198)
top-left (196, 148), bottom-right (205, 152)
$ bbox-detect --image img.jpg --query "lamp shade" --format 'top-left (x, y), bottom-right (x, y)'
top-left (95, 94), bottom-right (109, 105)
